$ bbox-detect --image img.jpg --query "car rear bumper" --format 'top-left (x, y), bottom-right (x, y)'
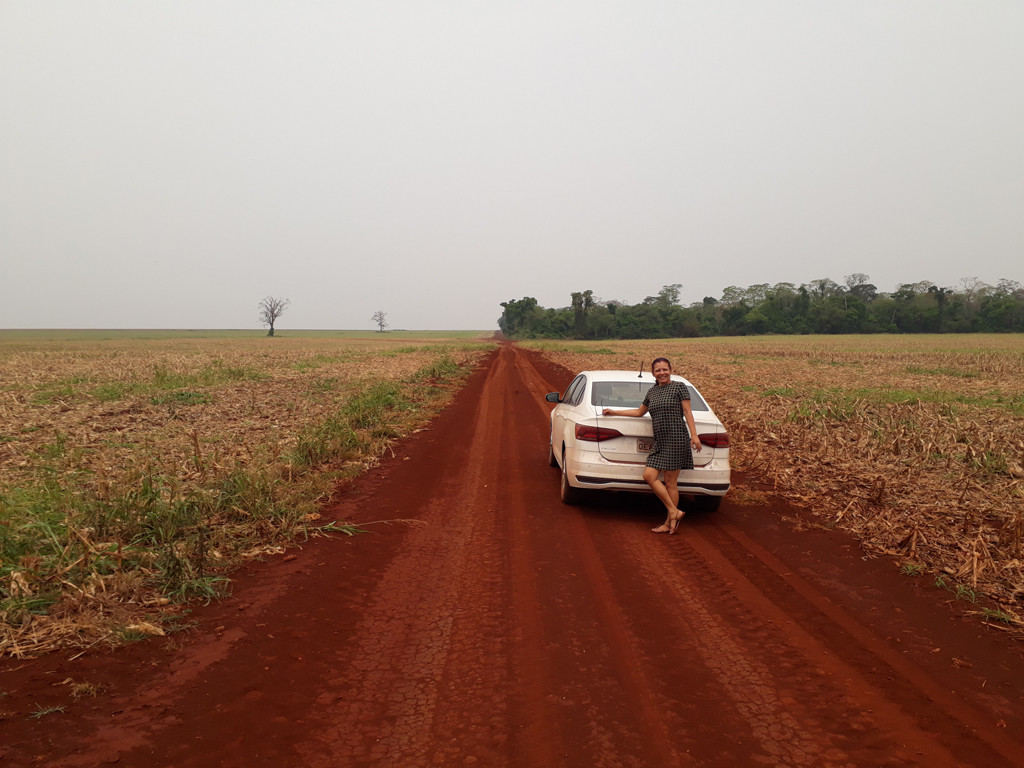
top-left (566, 451), bottom-right (731, 496)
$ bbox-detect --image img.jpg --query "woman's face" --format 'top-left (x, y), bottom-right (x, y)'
top-left (652, 361), bottom-right (672, 385)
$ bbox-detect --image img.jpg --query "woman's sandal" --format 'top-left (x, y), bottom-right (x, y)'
top-left (652, 508), bottom-right (685, 534)
top-left (668, 508), bottom-right (685, 534)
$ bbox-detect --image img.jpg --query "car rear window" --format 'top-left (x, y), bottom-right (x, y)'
top-left (590, 381), bottom-right (709, 411)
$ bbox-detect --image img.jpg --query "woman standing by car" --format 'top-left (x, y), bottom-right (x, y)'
top-left (602, 357), bottom-right (701, 534)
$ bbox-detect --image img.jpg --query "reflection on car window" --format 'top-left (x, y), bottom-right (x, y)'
top-left (563, 375), bottom-right (585, 405)
top-left (570, 375), bottom-right (587, 406)
top-left (561, 376), bottom-right (579, 402)
top-left (590, 381), bottom-right (709, 411)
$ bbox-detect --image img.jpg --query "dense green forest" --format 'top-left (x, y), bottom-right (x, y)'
top-left (498, 276), bottom-right (1024, 338)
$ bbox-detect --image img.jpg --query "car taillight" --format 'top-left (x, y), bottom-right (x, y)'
top-left (699, 432), bottom-right (729, 448)
top-left (575, 425), bottom-right (623, 442)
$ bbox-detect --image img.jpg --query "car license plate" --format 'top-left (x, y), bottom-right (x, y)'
top-left (637, 438), bottom-right (655, 452)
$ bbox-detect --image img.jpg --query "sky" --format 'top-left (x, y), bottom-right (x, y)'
top-left (2, 1), bottom-right (1022, 331)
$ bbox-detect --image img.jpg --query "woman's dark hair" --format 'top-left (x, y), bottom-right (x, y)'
top-left (651, 357), bottom-right (672, 371)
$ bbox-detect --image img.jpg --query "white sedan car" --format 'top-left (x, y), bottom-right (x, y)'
top-left (546, 370), bottom-right (731, 510)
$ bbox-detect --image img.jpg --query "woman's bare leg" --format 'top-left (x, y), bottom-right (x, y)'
top-left (644, 467), bottom-right (684, 533)
top-left (665, 469), bottom-right (680, 512)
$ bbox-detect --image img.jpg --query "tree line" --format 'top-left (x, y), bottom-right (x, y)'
top-left (498, 276), bottom-right (1024, 338)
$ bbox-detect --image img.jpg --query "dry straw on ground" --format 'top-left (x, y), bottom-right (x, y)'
top-left (530, 335), bottom-right (1024, 627)
top-left (0, 333), bottom-right (493, 656)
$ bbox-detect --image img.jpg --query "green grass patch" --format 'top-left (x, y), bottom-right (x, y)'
top-left (856, 387), bottom-right (966, 406)
top-left (413, 355), bottom-right (462, 382)
top-left (117, 627), bottom-right (152, 643)
top-left (291, 414), bottom-right (362, 467)
top-left (27, 361), bottom-right (266, 405)
top-left (969, 450), bottom-right (1010, 477)
top-left (291, 382), bottom-right (422, 466)
top-left (988, 390), bottom-right (1024, 415)
top-left (905, 365), bottom-right (981, 379)
top-left (788, 383), bottom-right (1024, 424)
top-left (760, 386), bottom-right (798, 398)
top-left (0, 457), bottom-right (314, 626)
top-left (92, 382), bottom-right (149, 401)
top-left (343, 383), bottom-right (410, 428)
top-left (153, 360), bottom-right (266, 388)
top-left (980, 607), bottom-right (1018, 625)
top-left (30, 377), bottom-right (92, 404)
top-left (788, 390), bottom-right (860, 422)
top-left (934, 575), bottom-right (979, 603)
top-left (844, 386), bottom-right (1024, 415)
top-left (783, 384), bottom-right (1024, 420)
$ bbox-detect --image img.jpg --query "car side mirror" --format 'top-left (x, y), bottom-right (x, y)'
top-left (545, 392), bottom-right (561, 403)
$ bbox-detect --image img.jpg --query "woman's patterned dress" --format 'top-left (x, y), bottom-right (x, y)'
top-left (642, 381), bottom-right (693, 471)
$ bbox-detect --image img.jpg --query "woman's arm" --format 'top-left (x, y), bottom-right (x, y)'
top-left (602, 405), bottom-right (649, 417)
top-left (683, 400), bottom-right (701, 452)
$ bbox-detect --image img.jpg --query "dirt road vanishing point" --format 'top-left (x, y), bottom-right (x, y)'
top-left (2, 343), bottom-right (1023, 767)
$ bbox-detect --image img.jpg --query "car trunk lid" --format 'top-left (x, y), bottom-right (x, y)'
top-left (587, 409), bottom-right (717, 467)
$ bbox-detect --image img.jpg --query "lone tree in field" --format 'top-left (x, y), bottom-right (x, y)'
top-left (372, 310), bottom-right (388, 332)
top-left (258, 296), bottom-right (290, 337)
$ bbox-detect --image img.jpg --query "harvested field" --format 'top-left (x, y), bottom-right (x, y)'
top-left (0, 331), bottom-right (494, 656)
top-left (526, 334), bottom-right (1024, 627)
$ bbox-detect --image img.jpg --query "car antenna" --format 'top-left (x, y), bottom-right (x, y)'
top-left (638, 361), bottom-right (644, 379)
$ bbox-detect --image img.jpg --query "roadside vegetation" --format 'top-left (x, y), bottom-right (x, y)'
top-left (0, 332), bottom-right (493, 657)
top-left (530, 334), bottom-right (1024, 628)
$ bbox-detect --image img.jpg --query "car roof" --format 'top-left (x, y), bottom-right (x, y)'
top-left (576, 370), bottom-right (694, 386)
top-left (568, 370), bottom-right (717, 417)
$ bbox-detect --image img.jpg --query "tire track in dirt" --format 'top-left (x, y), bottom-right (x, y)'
top-left (501, 347), bottom-right (685, 767)
top-left (294, 349), bottom-right (516, 766)
top-left (703, 519), bottom-right (1024, 766)
top-left (614, 531), bottom-right (947, 766)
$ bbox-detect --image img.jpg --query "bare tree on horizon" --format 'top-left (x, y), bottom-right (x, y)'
top-left (372, 310), bottom-right (388, 332)
top-left (258, 296), bottom-right (290, 337)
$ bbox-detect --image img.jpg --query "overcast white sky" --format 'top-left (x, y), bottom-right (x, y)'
top-left (2, 2), bottom-right (1022, 331)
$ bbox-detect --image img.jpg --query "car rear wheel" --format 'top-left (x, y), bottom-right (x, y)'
top-left (691, 495), bottom-right (723, 513)
top-left (560, 450), bottom-right (583, 505)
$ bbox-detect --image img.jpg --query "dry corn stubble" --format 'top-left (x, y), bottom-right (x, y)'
top-left (527, 334), bottom-right (1024, 627)
top-left (0, 334), bottom-right (494, 657)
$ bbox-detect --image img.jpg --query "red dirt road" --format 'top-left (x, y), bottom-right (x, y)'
top-left (2, 343), bottom-right (1023, 767)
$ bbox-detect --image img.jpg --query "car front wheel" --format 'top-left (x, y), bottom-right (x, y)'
top-left (560, 450), bottom-right (583, 505)
top-left (548, 441), bottom-right (558, 468)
